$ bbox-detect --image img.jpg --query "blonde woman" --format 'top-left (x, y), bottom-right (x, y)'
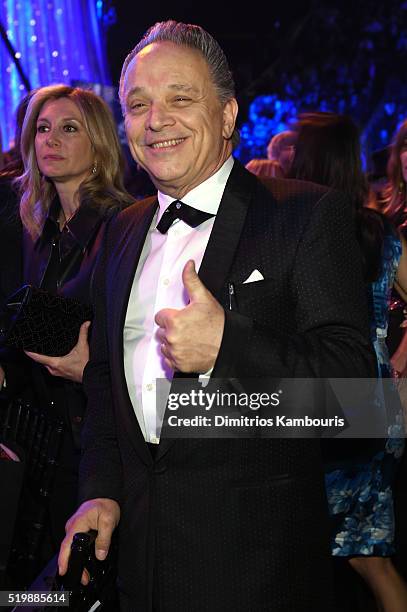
top-left (8, 84), bottom-right (133, 566)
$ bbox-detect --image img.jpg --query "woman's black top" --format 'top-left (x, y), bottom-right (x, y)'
top-left (21, 198), bottom-right (120, 448)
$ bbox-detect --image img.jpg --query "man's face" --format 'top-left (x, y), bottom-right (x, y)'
top-left (122, 41), bottom-right (237, 198)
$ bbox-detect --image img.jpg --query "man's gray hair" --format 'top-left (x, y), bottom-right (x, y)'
top-left (119, 20), bottom-right (239, 146)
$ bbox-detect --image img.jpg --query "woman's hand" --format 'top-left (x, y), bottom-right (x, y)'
top-left (25, 321), bottom-right (91, 383)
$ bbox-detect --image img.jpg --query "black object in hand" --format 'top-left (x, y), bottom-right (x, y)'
top-left (0, 285), bottom-right (93, 356)
top-left (54, 530), bottom-right (118, 612)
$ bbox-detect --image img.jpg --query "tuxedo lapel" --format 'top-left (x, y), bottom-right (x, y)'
top-left (109, 199), bottom-right (158, 335)
top-left (158, 161), bottom-right (255, 459)
top-left (109, 198), bottom-right (158, 465)
top-left (198, 161), bottom-right (254, 298)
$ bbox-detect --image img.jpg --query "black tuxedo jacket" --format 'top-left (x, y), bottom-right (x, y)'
top-left (81, 161), bottom-right (376, 611)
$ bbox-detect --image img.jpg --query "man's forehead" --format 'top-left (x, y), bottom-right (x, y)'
top-left (125, 42), bottom-right (205, 75)
top-left (123, 42), bottom-right (209, 93)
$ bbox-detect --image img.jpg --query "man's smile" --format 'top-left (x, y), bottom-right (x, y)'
top-left (148, 138), bottom-right (186, 149)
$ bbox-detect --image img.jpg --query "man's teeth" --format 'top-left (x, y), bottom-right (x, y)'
top-left (151, 139), bottom-right (184, 149)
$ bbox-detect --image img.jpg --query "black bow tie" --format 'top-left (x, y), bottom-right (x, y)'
top-left (156, 200), bottom-right (214, 234)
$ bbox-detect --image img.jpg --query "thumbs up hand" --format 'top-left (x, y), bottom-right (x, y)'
top-left (154, 260), bottom-right (225, 373)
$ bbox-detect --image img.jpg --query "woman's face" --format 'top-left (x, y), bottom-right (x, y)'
top-left (35, 97), bottom-right (94, 186)
top-left (401, 138), bottom-right (407, 183)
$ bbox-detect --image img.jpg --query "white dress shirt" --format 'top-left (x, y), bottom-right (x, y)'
top-left (123, 156), bottom-right (234, 443)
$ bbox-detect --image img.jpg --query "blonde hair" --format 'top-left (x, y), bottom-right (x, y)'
top-left (16, 84), bottom-right (133, 238)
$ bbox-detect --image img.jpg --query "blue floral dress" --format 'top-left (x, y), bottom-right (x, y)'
top-left (325, 228), bottom-right (405, 557)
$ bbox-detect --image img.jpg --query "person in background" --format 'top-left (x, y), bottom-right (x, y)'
top-left (245, 157), bottom-right (284, 178)
top-left (376, 119), bottom-right (407, 230)
top-left (290, 110), bottom-right (407, 612)
top-left (59, 21), bottom-right (376, 611)
top-left (375, 119), bottom-right (407, 373)
top-left (266, 129), bottom-right (297, 176)
top-left (374, 118), bottom-right (407, 599)
top-left (1, 84), bottom-right (133, 576)
top-left (0, 91), bottom-right (36, 391)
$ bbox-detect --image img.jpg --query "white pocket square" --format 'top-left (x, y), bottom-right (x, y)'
top-left (243, 269), bottom-right (264, 283)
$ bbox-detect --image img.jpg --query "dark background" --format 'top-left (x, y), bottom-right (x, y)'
top-left (106, 1), bottom-right (311, 80)
top-left (104, 1), bottom-right (407, 161)
top-left (106, 0), bottom-right (314, 121)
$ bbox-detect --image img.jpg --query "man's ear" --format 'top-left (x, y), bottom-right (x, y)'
top-left (222, 98), bottom-right (238, 140)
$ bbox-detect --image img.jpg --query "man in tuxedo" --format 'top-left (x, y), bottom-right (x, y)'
top-left (59, 20), bottom-right (376, 611)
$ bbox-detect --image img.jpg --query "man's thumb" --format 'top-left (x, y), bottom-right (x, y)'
top-left (182, 260), bottom-right (207, 301)
top-left (95, 544), bottom-right (108, 561)
top-left (95, 533), bottom-right (111, 561)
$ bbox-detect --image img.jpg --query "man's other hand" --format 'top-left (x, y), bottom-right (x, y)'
top-left (58, 498), bottom-right (120, 585)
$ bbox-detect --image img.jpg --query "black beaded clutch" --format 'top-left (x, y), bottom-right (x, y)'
top-left (0, 284), bottom-right (93, 357)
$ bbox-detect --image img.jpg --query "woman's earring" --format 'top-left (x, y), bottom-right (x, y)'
top-left (92, 162), bottom-right (97, 174)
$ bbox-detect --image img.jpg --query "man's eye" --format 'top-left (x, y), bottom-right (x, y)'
top-left (130, 102), bottom-right (146, 110)
top-left (174, 97), bottom-right (190, 103)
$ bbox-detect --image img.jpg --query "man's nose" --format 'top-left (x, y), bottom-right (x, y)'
top-left (145, 103), bottom-right (175, 131)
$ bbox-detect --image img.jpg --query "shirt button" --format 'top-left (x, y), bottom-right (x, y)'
top-left (175, 202), bottom-right (181, 210)
top-left (150, 435), bottom-right (160, 444)
top-left (163, 278), bottom-right (170, 286)
top-left (146, 383), bottom-right (153, 391)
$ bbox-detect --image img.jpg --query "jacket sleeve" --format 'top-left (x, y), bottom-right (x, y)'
top-left (79, 220), bottom-right (123, 506)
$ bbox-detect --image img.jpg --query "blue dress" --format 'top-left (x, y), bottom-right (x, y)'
top-left (325, 228), bottom-right (405, 556)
